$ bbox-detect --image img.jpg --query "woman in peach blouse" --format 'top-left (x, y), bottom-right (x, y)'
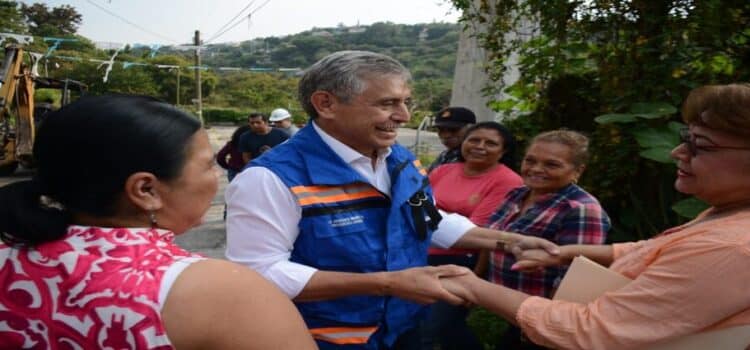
top-left (439, 83), bottom-right (750, 350)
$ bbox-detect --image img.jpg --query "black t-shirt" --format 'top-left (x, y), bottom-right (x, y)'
top-left (238, 128), bottom-right (289, 159)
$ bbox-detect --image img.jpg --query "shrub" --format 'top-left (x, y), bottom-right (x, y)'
top-left (202, 108), bottom-right (248, 124)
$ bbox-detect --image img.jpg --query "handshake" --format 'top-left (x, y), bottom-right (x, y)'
top-left (386, 235), bottom-right (563, 306)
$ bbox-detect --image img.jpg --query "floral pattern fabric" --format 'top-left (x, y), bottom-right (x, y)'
top-left (0, 225), bottom-right (200, 349)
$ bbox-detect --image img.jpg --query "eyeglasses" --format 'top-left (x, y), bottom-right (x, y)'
top-left (679, 128), bottom-right (750, 157)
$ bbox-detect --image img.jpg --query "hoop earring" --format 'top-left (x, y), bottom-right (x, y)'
top-left (149, 211), bottom-right (158, 228)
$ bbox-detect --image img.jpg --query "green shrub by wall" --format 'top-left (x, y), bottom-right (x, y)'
top-left (202, 108), bottom-right (248, 124)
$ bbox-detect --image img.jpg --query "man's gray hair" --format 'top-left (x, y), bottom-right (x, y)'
top-left (298, 51), bottom-right (412, 119)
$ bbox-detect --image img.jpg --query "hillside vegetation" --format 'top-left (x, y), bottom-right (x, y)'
top-left (198, 22), bottom-right (459, 81)
top-left (0, 1), bottom-right (460, 124)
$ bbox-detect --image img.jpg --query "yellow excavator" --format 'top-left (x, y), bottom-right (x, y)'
top-left (0, 44), bottom-right (86, 175)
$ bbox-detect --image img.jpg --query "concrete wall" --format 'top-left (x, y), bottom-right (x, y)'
top-left (449, 24), bottom-right (499, 122)
top-left (450, 2), bottom-right (537, 122)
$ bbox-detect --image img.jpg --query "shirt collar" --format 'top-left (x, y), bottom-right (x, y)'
top-left (312, 121), bottom-right (392, 165)
top-left (67, 225), bottom-right (175, 241)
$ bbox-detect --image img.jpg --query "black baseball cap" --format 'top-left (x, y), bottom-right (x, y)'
top-left (433, 107), bottom-right (476, 128)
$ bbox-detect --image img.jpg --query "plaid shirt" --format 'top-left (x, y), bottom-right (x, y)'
top-left (489, 184), bottom-right (610, 298)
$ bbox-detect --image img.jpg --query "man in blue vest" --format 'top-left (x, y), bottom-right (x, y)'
top-left (225, 51), bottom-right (557, 349)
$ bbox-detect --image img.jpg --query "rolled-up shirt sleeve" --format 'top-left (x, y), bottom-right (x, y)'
top-left (225, 166), bottom-right (317, 298)
top-left (430, 211), bottom-right (476, 248)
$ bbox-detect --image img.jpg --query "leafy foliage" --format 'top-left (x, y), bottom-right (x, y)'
top-left (450, 0), bottom-right (750, 240)
top-left (192, 22), bottom-right (460, 80)
top-left (201, 108), bottom-right (249, 124)
top-left (0, 0), bottom-right (26, 33)
top-left (20, 2), bottom-right (81, 37)
top-left (467, 307), bottom-right (508, 349)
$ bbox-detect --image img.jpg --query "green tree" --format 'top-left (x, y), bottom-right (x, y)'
top-left (287, 36), bottom-right (335, 63)
top-left (0, 1), bottom-right (26, 33)
top-left (212, 71), bottom-right (299, 112)
top-left (412, 78), bottom-right (452, 112)
top-left (48, 56), bottom-right (159, 96)
top-left (21, 2), bottom-right (81, 37)
top-left (147, 55), bottom-right (195, 105)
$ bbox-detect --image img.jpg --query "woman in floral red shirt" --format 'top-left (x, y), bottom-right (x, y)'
top-left (0, 95), bottom-right (316, 350)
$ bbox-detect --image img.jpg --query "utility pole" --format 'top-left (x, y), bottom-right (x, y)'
top-left (194, 30), bottom-right (203, 125)
top-left (175, 68), bottom-right (180, 105)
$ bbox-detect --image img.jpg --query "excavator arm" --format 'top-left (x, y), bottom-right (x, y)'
top-left (0, 44), bottom-right (35, 174)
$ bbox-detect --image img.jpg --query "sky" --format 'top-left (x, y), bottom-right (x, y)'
top-left (29, 0), bottom-right (462, 46)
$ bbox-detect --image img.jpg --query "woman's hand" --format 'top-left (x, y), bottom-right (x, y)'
top-left (439, 273), bottom-right (479, 305)
top-left (511, 248), bottom-right (567, 272)
top-left (505, 235), bottom-right (560, 258)
top-left (386, 265), bottom-right (472, 305)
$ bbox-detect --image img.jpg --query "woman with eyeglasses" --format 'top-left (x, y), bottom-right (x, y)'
top-left (437, 83), bottom-right (750, 349)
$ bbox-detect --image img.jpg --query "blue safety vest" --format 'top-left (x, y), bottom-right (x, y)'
top-left (251, 124), bottom-right (439, 349)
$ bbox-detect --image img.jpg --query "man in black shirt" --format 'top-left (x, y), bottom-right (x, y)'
top-left (239, 112), bottom-right (289, 164)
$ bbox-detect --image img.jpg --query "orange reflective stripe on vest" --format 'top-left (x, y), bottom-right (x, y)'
top-left (291, 184), bottom-right (385, 206)
top-left (412, 159), bottom-right (427, 176)
top-left (309, 326), bottom-right (379, 345)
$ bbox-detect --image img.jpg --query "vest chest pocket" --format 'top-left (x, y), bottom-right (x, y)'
top-left (312, 213), bottom-right (369, 237)
top-left (300, 214), bottom-right (385, 270)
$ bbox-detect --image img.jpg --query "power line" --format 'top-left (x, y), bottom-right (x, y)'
top-left (205, 0), bottom-right (272, 44)
top-left (206, 0), bottom-right (257, 42)
top-left (84, 0), bottom-right (181, 44)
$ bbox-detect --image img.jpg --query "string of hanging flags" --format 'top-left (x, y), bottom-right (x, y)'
top-left (46, 53), bottom-right (301, 82)
top-left (0, 32), bottom-right (301, 83)
top-left (46, 52), bottom-right (301, 83)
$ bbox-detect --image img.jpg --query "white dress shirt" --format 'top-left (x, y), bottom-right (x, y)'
top-left (225, 122), bottom-right (476, 298)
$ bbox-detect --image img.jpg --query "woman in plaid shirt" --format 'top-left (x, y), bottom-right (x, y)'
top-left (487, 130), bottom-right (610, 349)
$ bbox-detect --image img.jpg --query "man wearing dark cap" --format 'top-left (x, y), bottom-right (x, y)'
top-left (427, 107), bottom-right (476, 173)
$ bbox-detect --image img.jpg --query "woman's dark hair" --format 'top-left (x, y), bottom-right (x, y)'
top-left (230, 124), bottom-right (251, 146)
top-left (0, 94), bottom-right (201, 247)
top-left (458, 121), bottom-right (518, 169)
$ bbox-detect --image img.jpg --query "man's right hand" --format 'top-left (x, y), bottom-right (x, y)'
top-left (383, 265), bottom-right (471, 305)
